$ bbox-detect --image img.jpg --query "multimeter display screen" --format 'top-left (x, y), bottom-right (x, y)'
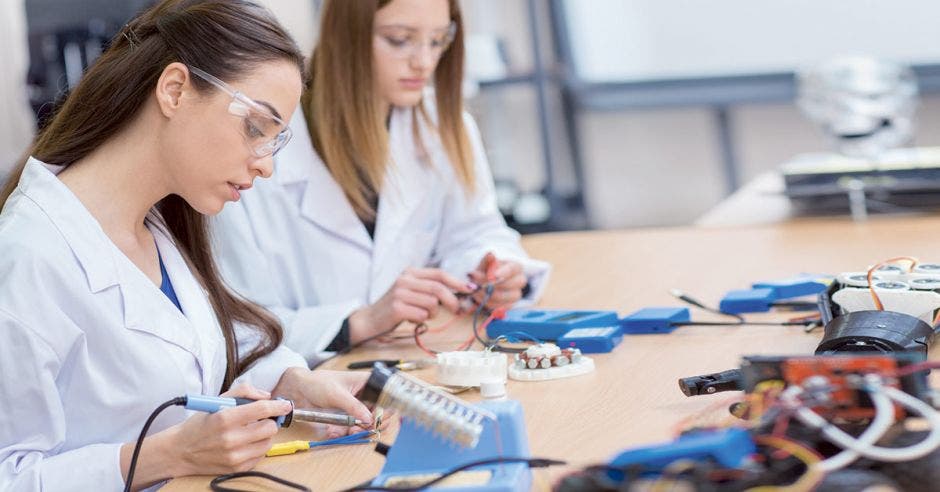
top-left (549, 312), bottom-right (589, 322)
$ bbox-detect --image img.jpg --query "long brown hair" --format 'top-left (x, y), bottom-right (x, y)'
top-left (0, 0), bottom-right (304, 391)
top-left (304, 0), bottom-right (474, 221)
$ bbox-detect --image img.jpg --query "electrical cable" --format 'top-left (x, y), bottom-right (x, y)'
top-left (124, 396), bottom-right (187, 492)
top-left (670, 289), bottom-right (745, 322)
top-left (745, 435), bottom-right (824, 492)
top-left (814, 378), bottom-right (895, 472)
top-left (311, 324), bottom-right (404, 370)
top-left (672, 321), bottom-right (817, 327)
top-left (865, 256), bottom-right (918, 311)
top-left (793, 384), bottom-right (940, 462)
top-left (210, 471), bottom-right (310, 492)
top-left (341, 457), bottom-right (567, 492)
top-left (669, 290), bottom-right (818, 328)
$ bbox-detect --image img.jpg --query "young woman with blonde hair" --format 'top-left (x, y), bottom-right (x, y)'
top-left (212, 0), bottom-right (551, 360)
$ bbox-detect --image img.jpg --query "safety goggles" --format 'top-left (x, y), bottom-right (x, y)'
top-left (188, 65), bottom-right (292, 158)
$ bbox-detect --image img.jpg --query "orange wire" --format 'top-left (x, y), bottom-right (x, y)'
top-left (866, 256), bottom-right (918, 311)
top-left (423, 312), bottom-right (464, 333)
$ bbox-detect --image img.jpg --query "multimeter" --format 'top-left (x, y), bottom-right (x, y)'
top-left (486, 309), bottom-right (620, 340)
top-left (556, 326), bottom-right (623, 353)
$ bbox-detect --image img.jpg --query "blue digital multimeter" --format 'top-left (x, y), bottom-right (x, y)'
top-left (486, 309), bottom-right (620, 340)
top-left (556, 326), bottom-right (623, 353)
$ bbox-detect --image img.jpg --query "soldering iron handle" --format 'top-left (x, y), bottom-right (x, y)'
top-left (183, 394), bottom-right (293, 427)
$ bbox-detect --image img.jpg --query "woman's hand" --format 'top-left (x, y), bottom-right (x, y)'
top-left (272, 367), bottom-right (389, 438)
top-left (121, 385), bottom-right (292, 489)
top-left (467, 252), bottom-right (527, 308)
top-left (348, 268), bottom-right (475, 342)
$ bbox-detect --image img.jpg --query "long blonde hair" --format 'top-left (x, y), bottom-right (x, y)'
top-left (304, 0), bottom-right (474, 221)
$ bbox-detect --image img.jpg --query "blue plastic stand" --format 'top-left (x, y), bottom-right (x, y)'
top-left (372, 400), bottom-right (532, 492)
top-left (719, 288), bottom-right (775, 314)
top-left (619, 307), bottom-right (691, 334)
top-left (486, 309), bottom-right (620, 340)
top-left (752, 277), bottom-right (827, 300)
top-left (607, 428), bottom-right (755, 481)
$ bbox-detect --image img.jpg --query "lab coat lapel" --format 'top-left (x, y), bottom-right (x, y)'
top-left (18, 159), bottom-right (213, 387)
top-left (153, 229), bottom-right (225, 393)
top-left (371, 107), bottom-right (434, 269)
top-left (276, 110), bottom-right (372, 251)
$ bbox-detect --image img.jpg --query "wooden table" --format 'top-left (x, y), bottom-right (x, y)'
top-left (166, 215), bottom-right (940, 491)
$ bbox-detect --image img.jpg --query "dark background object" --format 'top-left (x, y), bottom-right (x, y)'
top-left (24, 0), bottom-right (154, 127)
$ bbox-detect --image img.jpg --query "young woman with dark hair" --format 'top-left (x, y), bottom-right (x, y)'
top-left (0, 1), bottom-right (374, 489)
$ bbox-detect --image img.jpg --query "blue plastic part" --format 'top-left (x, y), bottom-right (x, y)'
top-left (752, 277), bottom-right (827, 300)
top-left (619, 307), bottom-right (691, 335)
top-left (185, 394), bottom-right (237, 413)
top-left (486, 309), bottom-right (620, 340)
top-left (719, 288), bottom-right (775, 314)
top-left (556, 326), bottom-right (623, 353)
top-left (607, 428), bottom-right (755, 481)
top-left (372, 400), bottom-right (532, 492)
top-left (184, 394), bottom-right (288, 427)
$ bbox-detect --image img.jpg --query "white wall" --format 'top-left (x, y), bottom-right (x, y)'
top-left (561, 0), bottom-right (940, 82)
top-left (0, 0), bottom-right (34, 178)
top-left (258, 0), bottom-right (940, 230)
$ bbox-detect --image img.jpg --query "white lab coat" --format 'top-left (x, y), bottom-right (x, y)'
top-left (212, 105), bottom-right (551, 362)
top-left (0, 158), bottom-right (307, 491)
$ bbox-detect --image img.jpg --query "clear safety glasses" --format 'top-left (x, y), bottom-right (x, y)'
top-left (374, 21), bottom-right (458, 61)
top-left (188, 66), bottom-right (292, 158)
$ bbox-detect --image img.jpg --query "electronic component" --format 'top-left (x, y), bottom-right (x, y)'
top-left (359, 362), bottom-right (494, 448)
top-left (371, 400), bottom-right (534, 492)
top-left (606, 428), bottom-right (756, 481)
top-left (619, 307), bottom-right (690, 334)
top-left (508, 343), bottom-right (595, 381)
top-left (435, 350), bottom-right (508, 388)
top-left (719, 288), bottom-right (776, 314)
top-left (556, 326), bottom-right (623, 353)
top-left (738, 354), bottom-right (932, 420)
top-left (752, 276), bottom-right (828, 299)
top-left (678, 369), bottom-right (743, 396)
top-left (816, 310), bottom-right (934, 356)
top-left (827, 263), bottom-right (940, 323)
top-left (486, 309), bottom-right (619, 340)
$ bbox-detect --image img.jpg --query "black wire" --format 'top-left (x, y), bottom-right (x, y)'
top-left (672, 320), bottom-right (816, 327)
top-left (311, 323), bottom-right (404, 370)
top-left (210, 470), bottom-right (311, 492)
top-left (469, 286), bottom-right (528, 354)
top-left (669, 290), bottom-right (819, 328)
top-left (670, 290), bottom-right (746, 322)
top-left (342, 456), bottom-right (567, 491)
top-left (471, 284), bottom-right (495, 348)
top-left (124, 396), bottom-right (187, 492)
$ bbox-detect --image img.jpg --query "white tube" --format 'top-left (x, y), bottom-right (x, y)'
top-left (814, 388), bottom-right (893, 471)
top-left (797, 386), bottom-right (940, 463)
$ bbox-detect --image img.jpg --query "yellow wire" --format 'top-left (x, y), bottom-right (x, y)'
top-left (649, 460), bottom-right (698, 492)
top-left (746, 436), bottom-right (825, 492)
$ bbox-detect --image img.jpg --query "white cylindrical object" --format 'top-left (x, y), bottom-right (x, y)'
top-left (914, 264), bottom-right (940, 274)
top-left (436, 351), bottom-right (508, 388)
top-left (480, 379), bottom-right (507, 399)
top-left (873, 280), bottom-right (910, 291)
top-left (838, 272), bottom-right (882, 288)
top-left (909, 277), bottom-right (940, 291)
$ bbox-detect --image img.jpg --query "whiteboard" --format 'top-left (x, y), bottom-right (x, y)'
top-left (561, 0), bottom-right (940, 83)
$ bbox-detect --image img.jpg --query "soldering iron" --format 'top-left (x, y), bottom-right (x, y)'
top-left (183, 393), bottom-right (365, 428)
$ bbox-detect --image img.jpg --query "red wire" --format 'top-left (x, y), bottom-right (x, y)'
top-left (866, 256), bottom-right (918, 311)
